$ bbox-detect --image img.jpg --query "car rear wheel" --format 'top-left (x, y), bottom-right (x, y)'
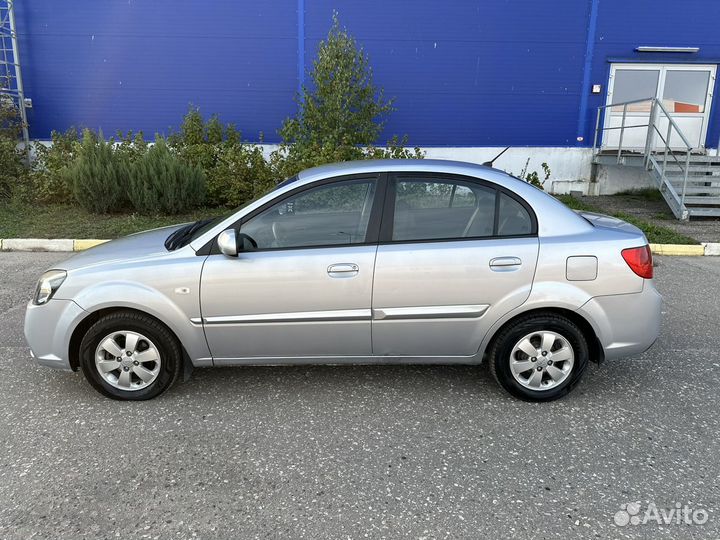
top-left (489, 313), bottom-right (589, 401)
top-left (79, 311), bottom-right (181, 400)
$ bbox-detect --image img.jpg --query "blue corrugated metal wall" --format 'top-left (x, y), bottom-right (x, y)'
top-left (13, 1), bottom-right (720, 147)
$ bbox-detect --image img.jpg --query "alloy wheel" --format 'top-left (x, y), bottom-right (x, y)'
top-left (94, 331), bottom-right (162, 391)
top-left (509, 330), bottom-right (575, 391)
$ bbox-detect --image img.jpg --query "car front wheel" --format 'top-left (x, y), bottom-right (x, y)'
top-left (79, 311), bottom-right (181, 400)
top-left (489, 313), bottom-right (589, 401)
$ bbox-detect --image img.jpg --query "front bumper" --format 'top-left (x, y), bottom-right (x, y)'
top-left (24, 299), bottom-right (87, 371)
top-left (577, 280), bottom-right (662, 361)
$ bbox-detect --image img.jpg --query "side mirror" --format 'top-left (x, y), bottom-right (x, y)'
top-left (217, 229), bottom-right (238, 257)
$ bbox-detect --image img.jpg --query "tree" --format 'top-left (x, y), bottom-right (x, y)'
top-left (274, 12), bottom-right (395, 177)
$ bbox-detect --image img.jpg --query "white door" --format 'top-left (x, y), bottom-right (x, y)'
top-left (603, 64), bottom-right (716, 150)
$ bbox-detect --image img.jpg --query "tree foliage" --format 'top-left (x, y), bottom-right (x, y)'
top-left (0, 94), bottom-right (27, 200)
top-left (169, 106), bottom-right (274, 207)
top-left (274, 13), bottom-right (422, 177)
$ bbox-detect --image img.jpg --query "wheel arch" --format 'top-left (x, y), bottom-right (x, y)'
top-left (482, 307), bottom-right (605, 365)
top-left (68, 307), bottom-right (194, 375)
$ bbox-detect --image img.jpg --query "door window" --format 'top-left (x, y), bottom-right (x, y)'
top-left (240, 179), bottom-right (376, 249)
top-left (392, 178), bottom-right (496, 241)
top-left (610, 69), bottom-right (659, 112)
top-left (662, 70), bottom-right (711, 113)
top-left (390, 177), bottom-right (535, 241)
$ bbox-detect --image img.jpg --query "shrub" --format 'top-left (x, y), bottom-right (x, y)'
top-left (67, 129), bottom-right (129, 213)
top-left (115, 130), bottom-right (148, 165)
top-left (517, 159), bottom-right (550, 190)
top-left (365, 135), bottom-right (425, 160)
top-left (169, 106), bottom-right (274, 207)
top-left (0, 96), bottom-right (27, 200)
top-left (128, 136), bottom-right (205, 214)
top-left (209, 142), bottom-right (275, 207)
top-left (273, 13), bottom-right (422, 178)
top-left (31, 128), bottom-right (80, 204)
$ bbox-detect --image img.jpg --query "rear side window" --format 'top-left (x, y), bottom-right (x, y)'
top-left (392, 179), bottom-right (496, 241)
top-left (389, 176), bottom-right (535, 242)
top-left (498, 192), bottom-right (533, 236)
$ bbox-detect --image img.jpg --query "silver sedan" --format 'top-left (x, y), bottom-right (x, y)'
top-left (24, 160), bottom-right (661, 401)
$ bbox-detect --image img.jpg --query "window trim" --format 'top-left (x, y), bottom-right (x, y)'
top-left (201, 173), bottom-right (387, 255)
top-left (380, 172), bottom-right (538, 244)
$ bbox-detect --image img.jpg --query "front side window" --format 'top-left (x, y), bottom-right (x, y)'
top-left (240, 178), bottom-right (376, 249)
top-left (392, 178), bottom-right (496, 241)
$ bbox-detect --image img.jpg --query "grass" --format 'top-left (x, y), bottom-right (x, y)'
top-left (0, 202), bottom-right (227, 239)
top-left (611, 187), bottom-right (665, 202)
top-left (556, 194), bottom-right (698, 245)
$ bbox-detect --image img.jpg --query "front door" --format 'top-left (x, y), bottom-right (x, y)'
top-left (603, 63), bottom-right (716, 150)
top-left (371, 173), bottom-right (539, 358)
top-left (200, 175), bottom-right (381, 361)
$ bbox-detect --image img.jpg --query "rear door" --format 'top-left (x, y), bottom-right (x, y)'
top-left (371, 173), bottom-right (539, 357)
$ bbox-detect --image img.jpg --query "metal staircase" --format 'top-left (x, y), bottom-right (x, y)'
top-left (0, 0), bottom-right (29, 159)
top-left (593, 97), bottom-right (720, 220)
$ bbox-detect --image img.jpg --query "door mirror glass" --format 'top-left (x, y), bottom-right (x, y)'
top-left (217, 229), bottom-right (238, 257)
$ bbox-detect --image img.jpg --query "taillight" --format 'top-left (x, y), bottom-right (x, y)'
top-left (621, 245), bottom-right (653, 279)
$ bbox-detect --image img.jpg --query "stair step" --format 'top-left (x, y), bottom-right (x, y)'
top-left (688, 207), bottom-right (720, 217)
top-left (669, 185), bottom-right (720, 195)
top-left (659, 165), bottom-right (720, 173)
top-left (682, 196), bottom-right (720, 205)
top-left (650, 153), bottom-right (720, 162)
top-left (667, 178), bottom-right (720, 184)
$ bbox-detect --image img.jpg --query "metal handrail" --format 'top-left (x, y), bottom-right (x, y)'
top-left (592, 97), bottom-right (693, 219)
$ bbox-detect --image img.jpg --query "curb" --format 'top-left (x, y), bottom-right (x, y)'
top-left (0, 239), bottom-right (109, 252)
top-left (650, 243), bottom-right (705, 256)
top-left (0, 238), bottom-right (718, 255)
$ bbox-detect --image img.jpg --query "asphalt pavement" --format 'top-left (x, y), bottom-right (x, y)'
top-left (1, 252), bottom-right (719, 539)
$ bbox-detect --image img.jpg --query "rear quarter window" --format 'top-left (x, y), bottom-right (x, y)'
top-left (497, 192), bottom-right (533, 236)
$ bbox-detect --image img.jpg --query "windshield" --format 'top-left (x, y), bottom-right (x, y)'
top-left (165, 176), bottom-right (298, 250)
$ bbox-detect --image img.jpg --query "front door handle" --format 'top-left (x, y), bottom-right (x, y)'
top-left (490, 257), bottom-right (522, 271)
top-left (327, 263), bottom-right (359, 278)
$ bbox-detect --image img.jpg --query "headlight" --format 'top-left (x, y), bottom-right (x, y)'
top-left (33, 270), bottom-right (67, 305)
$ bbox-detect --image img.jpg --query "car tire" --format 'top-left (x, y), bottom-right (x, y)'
top-left (79, 310), bottom-right (182, 400)
top-left (489, 313), bottom-right (589, 402)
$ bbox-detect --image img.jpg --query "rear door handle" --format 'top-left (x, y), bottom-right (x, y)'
top-left (490, 257), bottom-right (522, 271)
top-left (327, 263), bottom-right (359, 278)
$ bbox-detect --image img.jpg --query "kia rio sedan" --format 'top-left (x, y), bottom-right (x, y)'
top-left (25, 160), bottom-right (661, 401)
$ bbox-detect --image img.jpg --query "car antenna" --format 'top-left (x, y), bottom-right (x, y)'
top-left (482, 147), bottom-right (510, 167)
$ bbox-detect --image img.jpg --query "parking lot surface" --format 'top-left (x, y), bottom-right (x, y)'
top-left (1, 252), bottom-right (719, 539)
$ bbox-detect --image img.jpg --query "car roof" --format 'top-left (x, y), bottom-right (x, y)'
top-left (298, 159), bottom-right (497, 181)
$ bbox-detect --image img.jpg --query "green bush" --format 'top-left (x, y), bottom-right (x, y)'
top-left (67, 130), bottom-right (129, 214)
top-left (273, 13), bottom-right (422, 178)
top-left (208, 142), bottom-right (275, 208)
top-left (128, 137), bottom-right (205, 214)
top-left (169, 106), bottom-right (274, 207)
top-left (31, 128), bottom-right (80, 204)
top-left (0, 96), bottom-right (28, 200)
top-left (517, 159), bottom-right (550, 190)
